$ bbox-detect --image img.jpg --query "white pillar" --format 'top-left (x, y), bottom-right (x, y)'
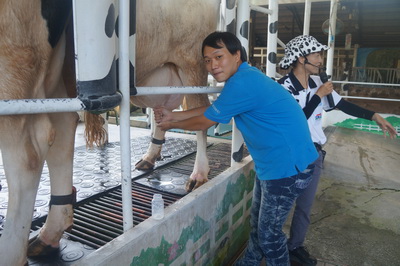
top-left (119, 0), bottom-right (133, 231)
top-left (230, 0), bottom-right (251, 165)
top-left (303, 0), bottom-right (312, 35)
top-left (266, 0), bottom-right (278, 78)
top-left (236, 0), bottom-right (250, 56)
top-left (326, 0), bottom-right (338, 78)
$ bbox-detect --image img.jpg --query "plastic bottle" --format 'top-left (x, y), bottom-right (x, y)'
top-left (151, 194), bottom-right (164, 220)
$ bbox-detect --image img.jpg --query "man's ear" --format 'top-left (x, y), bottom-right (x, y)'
top-left (235, 50), bottom-right (241, 62)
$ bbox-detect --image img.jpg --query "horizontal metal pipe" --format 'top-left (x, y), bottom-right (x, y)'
top-left (250, 5), bottom-right (272, 14)
top-left (341, 96), bottom-right (400, 102)
top-left (0, 98), bottom-right (85, 115)
top-left (72, 222), bottom-right (117, 241)
top-left (74, 213), bottom-right (123, 234)
top-left (74, 209), bottom-right (123, 228)
top-left (65, 231), bottom-right (102, 249)
top-left (333, 80), bottom-right (400, 87)
top-left (69, 227), bottom-right (108, 246)
top-left (133, 86), bottom-right (223, 96)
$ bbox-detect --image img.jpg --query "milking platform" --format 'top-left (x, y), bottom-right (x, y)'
top-left (0, 122), bottom-right (240, 265)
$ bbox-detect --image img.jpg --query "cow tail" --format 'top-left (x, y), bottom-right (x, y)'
top-left (84, 112), bottom-right (108, 148)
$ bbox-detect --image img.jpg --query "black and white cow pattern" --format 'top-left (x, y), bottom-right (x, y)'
top-left (279, 35), bottom-right (329, 69)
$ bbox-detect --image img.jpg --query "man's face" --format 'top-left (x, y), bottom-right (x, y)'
top-left (203, 43), bottom-right (240, 82)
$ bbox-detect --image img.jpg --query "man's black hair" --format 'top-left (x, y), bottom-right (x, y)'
top-left (202, 31), bottom-right (247, 62)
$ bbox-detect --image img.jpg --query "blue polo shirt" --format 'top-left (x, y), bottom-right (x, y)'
top-left (204, 63), bottom-right (318, 180)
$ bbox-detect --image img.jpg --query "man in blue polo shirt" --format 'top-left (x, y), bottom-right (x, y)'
top-left (154, 31), bottom-right (318, 265)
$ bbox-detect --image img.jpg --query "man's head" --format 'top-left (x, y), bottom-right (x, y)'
top-left (279, 35), bottom-right (328, 70)
top-left (202, 31), bottom-right (246, 82)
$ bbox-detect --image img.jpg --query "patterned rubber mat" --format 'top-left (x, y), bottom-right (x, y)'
top-left (0, 136), bottom-right (202, 228)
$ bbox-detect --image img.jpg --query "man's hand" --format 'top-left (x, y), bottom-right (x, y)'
top-left (372, 113), bottom-right (397, 139)
top-left (154, 107), bottom-right (173, 131)
top-left (156, 120), bottom-right (172, 131)
top-left (154, 107), bottom-right (173, 124)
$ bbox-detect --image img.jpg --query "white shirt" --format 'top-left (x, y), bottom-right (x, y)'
top-left (278, 72), bottom-right (342, 145)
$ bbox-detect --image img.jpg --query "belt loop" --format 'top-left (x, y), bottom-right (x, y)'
top-left (313, 142), bottom-right (322, 151)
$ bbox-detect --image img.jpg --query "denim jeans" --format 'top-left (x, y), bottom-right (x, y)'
top-left (235, 163), bottom-right (315, 266)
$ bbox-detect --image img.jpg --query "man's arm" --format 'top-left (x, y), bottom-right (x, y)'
top-left (154, 106), bottom-right (209, 122)
top-left (157, 114), bottom-right (216, 132)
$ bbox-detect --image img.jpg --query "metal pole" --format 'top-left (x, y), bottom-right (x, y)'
top-left (0, 98), bottom-right (85, 115)
top-left (119, 0), bottom-right (133, 231)
top-left (230, 0), bottom-right (250, 165)
top-left (250, 5), bottom-right (272, 15)
top-left (134, 86), bottom-right (223, 95)
top-left (237, 0), bottom-right (250, 56)
top-left (333, 80), bottom-right (400, 87)
top-left (303, 0), bottom-right (312, 35)
top-left (266, 0), bottom-right (278, 78)
top-left (326, 0), bottom-right (338, 78)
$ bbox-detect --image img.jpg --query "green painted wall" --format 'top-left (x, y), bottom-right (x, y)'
top-left (335, 116), bottom-right (400, 138)
top-left (130, 169), bottom-right (256, 266)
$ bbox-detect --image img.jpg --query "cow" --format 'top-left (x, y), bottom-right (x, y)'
top-left (0, 1), bottom-right (77, 265)
top-left (0, 0), bottom-right (220, 265)
top-left (129, 0), bottom-right (220, 191)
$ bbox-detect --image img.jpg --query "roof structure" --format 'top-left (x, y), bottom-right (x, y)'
top-left (250, 0), bottom-right (400, 48)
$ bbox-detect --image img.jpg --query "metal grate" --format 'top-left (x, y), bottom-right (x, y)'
top-left (29, 142), bottom-right (247, 253)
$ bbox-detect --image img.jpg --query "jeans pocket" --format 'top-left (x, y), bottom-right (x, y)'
top-left (294, 164), bottom-right (314, 190)
top-left (295, 175), bottom-right (311, 189)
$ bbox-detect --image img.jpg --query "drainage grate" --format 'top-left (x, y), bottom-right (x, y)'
top-left (62, 183), bottom-right (182, 249)
top-left (29, 142), bottom-right (247, 254)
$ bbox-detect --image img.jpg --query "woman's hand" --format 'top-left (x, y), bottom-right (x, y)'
top-left (372, 113), bottom-right (397, 139)
top-left (316, 81), bottom-right (334, 98)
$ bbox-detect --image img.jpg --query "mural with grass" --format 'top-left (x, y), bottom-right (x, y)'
top-left (130, 169), bottom-right (256, 266)
top-left (334, 116), bottom-right (400, 138)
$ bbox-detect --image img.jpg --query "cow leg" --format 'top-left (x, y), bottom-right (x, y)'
top-left (134, 64), bottom-right (183, 171)
top-left (0, 115), bottom-right (54, 266)
top-left (185, 130), bottom-right (210, 192)
top-left (181, 93), bottom-right (211, 192)
top-left (135, 112), bottom-right (165, 170)
top-left (27, 111), bottom-right (79, 257)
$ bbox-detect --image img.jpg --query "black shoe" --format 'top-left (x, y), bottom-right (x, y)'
top-left (289, 246), bottom-right (317, 266)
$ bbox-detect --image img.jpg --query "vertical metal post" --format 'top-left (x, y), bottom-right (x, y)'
top-left (236, 0), bottom-right (250, 57)
top-left (266, 0), bottom-right (278, 78)
top-left (119, 0), bottom-right (133, 231)
top-left (303, 0), bottom-right (312, 35)
top-left (326, 0), bottom-right (338, 78)
top-left (230, 0), bottom-right (249, 165)
top-left (322, 0), bottom-right (338, 127)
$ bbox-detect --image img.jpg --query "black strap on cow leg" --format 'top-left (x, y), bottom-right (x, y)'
top-left (151, 138), bottom-right (165, 145)
top-left (49, 186), bottom-right (76, 209)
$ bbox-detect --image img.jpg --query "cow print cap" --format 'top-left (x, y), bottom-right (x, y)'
top-left (279, 35), bottom-right (329, 69)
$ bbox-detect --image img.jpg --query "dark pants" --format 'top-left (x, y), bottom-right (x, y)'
top-left (288, 150), bottom-right (324, 250)
top-left (235, 163), bottom-right (315, 266)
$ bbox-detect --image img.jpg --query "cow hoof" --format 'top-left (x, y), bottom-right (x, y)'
top-left (27, 236), bottom-right (59, 258)
top-left (185, 179), bottom-right (196, 192)
top-left (135, 159), bottom-right (155, 170)
top-left (185, 178), bottom-right (208, 192)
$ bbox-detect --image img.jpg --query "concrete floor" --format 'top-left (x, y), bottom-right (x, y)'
top-left (234, 126), bottom-right (400, 266)
top-left (296, 127), bottom-right (400, 265)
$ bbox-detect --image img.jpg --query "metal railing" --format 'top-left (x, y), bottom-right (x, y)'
top-left (351, 67), bottom-right (400, 85)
